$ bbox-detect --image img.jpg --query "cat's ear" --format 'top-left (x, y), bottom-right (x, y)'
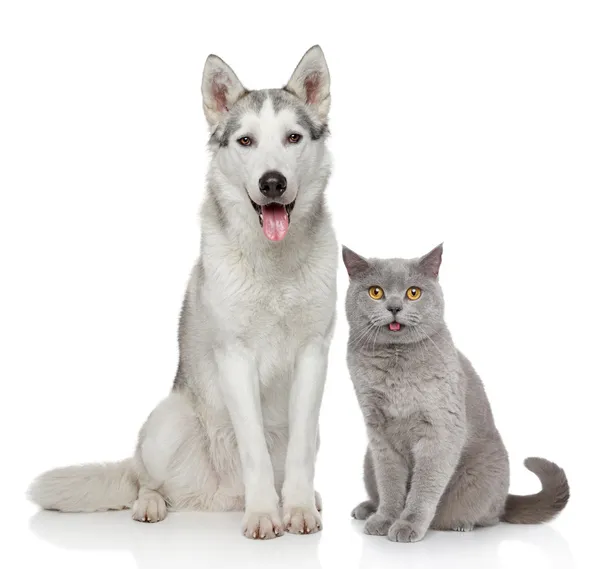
top-left (418, 243), bottom-right (444, 278)
top-left (342, 246), bottom-right (370, 278)
top-left (285, 45), bottom-right (331, 121)
top-left (202, 54), bottom-right (247, 127)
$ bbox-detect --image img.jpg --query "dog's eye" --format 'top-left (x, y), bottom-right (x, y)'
top-left (368, 286), bottom-right (384, 300)
top-left (406, 287), bottom-right (422, 300)
top-left (238, 136), bottom-right (252, 147)
top-left (288, 133), bottom-right (302, 144)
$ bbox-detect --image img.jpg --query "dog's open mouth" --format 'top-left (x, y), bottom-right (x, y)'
top-left (249, 196), bottom-right (296, 241)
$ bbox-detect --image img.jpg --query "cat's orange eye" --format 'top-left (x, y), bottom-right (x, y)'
top-left (406, 287), bottom-right (422, 300)
top-left (368, 286), bottom-right (384, 300)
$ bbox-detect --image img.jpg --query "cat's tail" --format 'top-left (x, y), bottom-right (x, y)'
top-left (502, 457), bottom-right (569, 524)
top-left (27, 459), bottom-right (138, 512)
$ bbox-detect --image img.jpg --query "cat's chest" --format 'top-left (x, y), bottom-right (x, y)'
top-left (352, 352), bottom-right (453, 425)
top-left (378, 370), bottom-right (438, 420)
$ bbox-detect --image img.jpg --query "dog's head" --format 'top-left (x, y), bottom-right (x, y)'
top-left (202, 46), bottom-right (331, 241)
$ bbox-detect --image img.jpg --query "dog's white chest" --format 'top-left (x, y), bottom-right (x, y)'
top-left (207, 255), bottom-right (332, 388)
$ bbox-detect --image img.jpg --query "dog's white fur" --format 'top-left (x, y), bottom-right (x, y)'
top-left (28, 46), bottom-right (337, 540)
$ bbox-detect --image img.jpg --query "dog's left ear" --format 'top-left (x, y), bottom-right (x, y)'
top-left (418, 243), bottom-right (444, 278)
top-left (285, 45), bottom-right (331, 121)
top-left (202, 54), bottom-right (247, 127)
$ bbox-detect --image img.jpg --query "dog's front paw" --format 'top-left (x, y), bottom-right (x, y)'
top-left (283, 506), bottom-right (322, 534)
top-left (387, 519), bottom-right (427, 543)
top-left (364, 513), bottom-right (394, 536)
top-left (242, 510), bottom-right (284, 540)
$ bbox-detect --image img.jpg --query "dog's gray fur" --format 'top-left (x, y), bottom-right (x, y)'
top-left (28, 46), bottom-right (336, 540)
top-left (343, 244), bottom-right (569, 543)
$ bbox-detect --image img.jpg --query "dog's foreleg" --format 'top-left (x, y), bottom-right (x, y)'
top-left (215, 346), bottom-right (282, 539)
top-left (282, 339), bottom-right (328, 534)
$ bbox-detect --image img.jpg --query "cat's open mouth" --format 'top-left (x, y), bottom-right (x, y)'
top-left (247, 193), bottom-right (296, 242)
top-left (389, 322), bottom-right (402, 331)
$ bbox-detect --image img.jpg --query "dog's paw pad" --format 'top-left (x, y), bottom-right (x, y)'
top-left (283, 506), bottom-right (322, 534)
top-left (242, 511), bottom-right (283, 540)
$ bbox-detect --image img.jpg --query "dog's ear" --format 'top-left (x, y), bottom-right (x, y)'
top-left (202, 54), bottom-right (247, 127)
top-left (285, 45), bottom-right (331, 120)
top-left (417, 243), bottom-right (444, 278)
top-left (342, 246), bottom-right (370, 278)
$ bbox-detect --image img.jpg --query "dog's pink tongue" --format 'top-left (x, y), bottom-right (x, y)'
top-left (389, 322), bottom-right (401, 331)
top-left (261, 204), bottom-right (289, 241)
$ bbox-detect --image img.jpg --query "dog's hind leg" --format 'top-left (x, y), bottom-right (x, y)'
top-left (132, 390), bottom-right (220, 521)
top-left (132, 487), bottom-right (167, 523)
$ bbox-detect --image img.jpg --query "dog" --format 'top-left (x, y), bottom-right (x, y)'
top-left (29, 45), bottom-right (337, 540)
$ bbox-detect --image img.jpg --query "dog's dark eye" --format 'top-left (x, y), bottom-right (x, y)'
top-left (288, 133), bottom-right (302, 144)
top-left (238, 136), bottom-right (252, 147)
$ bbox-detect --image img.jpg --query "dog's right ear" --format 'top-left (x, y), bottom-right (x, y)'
top-left (202, 54), bottom-right (247, 127)
top-left (342, 246), bottom-right (370, 278)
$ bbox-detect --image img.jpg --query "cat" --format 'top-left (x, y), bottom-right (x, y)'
top-left (342, 243), bottom-right (569, 543)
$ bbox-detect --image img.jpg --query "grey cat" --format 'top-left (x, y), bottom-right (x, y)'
top-left (343, 244), bottom-right (569, 543)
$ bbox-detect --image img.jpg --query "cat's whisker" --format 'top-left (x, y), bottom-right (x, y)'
top-left (432, 329), bottom-right (455, 350)
top-left (413, 329), bottom-right (429, 362)
top-left (371, 325), bottom-right (380, 356)
top-left (421, 330), bottom-right (446, 358)
top-left (356, 329), bottom-right (375, 353)
top-left (348, 323), bottom-right (377, 348)
top-left (350, 325), bottom-right (377, 351)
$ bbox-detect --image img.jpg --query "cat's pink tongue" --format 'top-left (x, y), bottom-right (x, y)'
top-left (389, 322), bottom-right (401, 331)
top-left (261, 204), bottom-right (289, 241)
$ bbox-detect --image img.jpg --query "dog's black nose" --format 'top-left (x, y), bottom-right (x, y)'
top-left (259, 171), bottom-right (287, 199)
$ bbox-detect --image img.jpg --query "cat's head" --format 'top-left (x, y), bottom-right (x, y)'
top-left (342, 244), bottom-right (445, 346)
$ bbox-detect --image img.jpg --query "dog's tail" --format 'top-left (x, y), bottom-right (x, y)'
top-left (502, 457), bottom-right (569, 524)
top-left (27, 459), bottom-right (138, 512)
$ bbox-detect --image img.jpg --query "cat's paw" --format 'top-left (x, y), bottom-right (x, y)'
top-left (452, 523), bottom-right (474, 532)
top-left (364, 513), bottom-right (395, 536)
top-left (387, 519), bottom-right (427, 543)
top-left (242, 510), bottom-right (284, 540)
top-left (351, 500), bottom-right (377, 520)
top-left (283, 506), bottom-right (322, 534)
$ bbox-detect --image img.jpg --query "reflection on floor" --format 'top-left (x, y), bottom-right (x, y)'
top-left (29, 509), bottom-right (575, 569)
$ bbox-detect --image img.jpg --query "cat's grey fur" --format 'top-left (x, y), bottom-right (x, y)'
top-left (343, 244), bottom-right (569, 543)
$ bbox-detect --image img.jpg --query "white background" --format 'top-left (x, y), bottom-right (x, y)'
top-left (1, 1), bottom-right (598, 568)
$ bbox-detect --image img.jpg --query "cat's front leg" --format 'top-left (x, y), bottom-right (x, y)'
top-left (388, 436), bottom-right (462, 543)
top-left (363, 434), bottom-right (409, 536)
top-left (282, 339), bottom-right (328, 534)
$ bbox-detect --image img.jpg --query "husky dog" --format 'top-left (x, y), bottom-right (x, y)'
top-left (29, 46), bottom-right (337, 540)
